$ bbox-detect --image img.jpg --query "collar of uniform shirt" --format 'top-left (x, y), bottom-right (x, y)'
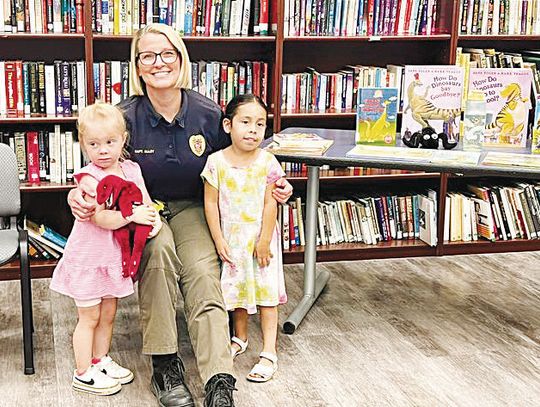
top-left (144, 89), bottom-right (188, 129)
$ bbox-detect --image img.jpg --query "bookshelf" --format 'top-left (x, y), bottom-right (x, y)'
top-left (2, 0), bottom-right (540, 279)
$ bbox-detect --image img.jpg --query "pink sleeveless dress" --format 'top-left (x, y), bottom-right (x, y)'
top-left (50, 160), bottom-right (151, 301)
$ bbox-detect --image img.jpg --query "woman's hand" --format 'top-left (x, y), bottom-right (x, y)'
top-left (148, 216), bottom-right (163, 238)
top-left (127, 205), bottom-right (157, 226)
top-left (255, 239), bottom-right (273, 268)
top-left (215, 238), bottom-right (233, 264)
top-left (272, 178), bottom-right (293, 203)
top-left (68, 181), bottom-right (97, 222)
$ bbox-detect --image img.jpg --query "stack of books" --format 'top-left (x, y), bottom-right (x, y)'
top-left (25, 219), bottom-right (67, 260)
top-left (266, 132), bottom-right (334, 156)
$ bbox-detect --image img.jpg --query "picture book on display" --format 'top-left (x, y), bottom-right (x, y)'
top-left (532, 95), bottom-right (540, 154)
top-left (468, 68), bottom-right (533, 148)
top-left (355, 87), bottom-right (398, 146)
top-left (402, 65), bottom-right (464, 142)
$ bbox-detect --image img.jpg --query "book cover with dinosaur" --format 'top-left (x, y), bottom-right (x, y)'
top-left (468, 68), bottom-right (533, 148)
top-left (402, 65), bottom-right (464, 144)
top-left (355, 87), bottom-right (398, 146)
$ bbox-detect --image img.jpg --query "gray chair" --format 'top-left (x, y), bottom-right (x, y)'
top-left (0, 143), bottom-right (34, 374)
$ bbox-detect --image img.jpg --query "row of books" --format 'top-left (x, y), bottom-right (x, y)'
top-left (284, 0), bottom-right (439, 37)
top-left (279, 191), bottom-right (438, 250)
top-left (281, 64), bottom-right (402, 113)
top-left (459, 0), bottom-right (540, 35)
top-left (456, 47), bottom-right (540, 98)
top-left (91, 0), bottom-right (274, 36)
top-left (280, 160), bottom-right (423, 177)
top-left (0, 60), bottom-right (88, 118)
top-left (190, 59), bottom-right (269, 107)
top-left (92, 59), bottom-right (269, 108)
top-left (0, 126), bottom-right (83, 184)
top-left (25, 219), bottom-right (67, 260)
top-left (446, 182), bottom-right (540, 242)
top-left (0, 0), bottom-right (84, 33)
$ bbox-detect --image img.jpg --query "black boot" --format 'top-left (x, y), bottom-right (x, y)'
top-left (204, 373), bottom-right (237, 407)
top-left (151, 356), bottom-right (195, 407)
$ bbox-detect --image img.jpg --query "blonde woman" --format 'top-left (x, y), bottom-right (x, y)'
top-left (68, 23), bottom-right (293, 407)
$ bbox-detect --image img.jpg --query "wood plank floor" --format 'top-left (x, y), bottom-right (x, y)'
top-left (1, 251), bottom-right (539, 406)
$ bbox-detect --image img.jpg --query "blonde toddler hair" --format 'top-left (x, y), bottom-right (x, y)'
top-left (77, 102), bottom-right (130, 160)
top-left (130, 23), bottom-right (192, 95)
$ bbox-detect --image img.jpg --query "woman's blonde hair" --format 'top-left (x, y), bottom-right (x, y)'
top-left (130, 23), bottom-right (192, 95)
top-left (77, 102), bottom-right (130, 160)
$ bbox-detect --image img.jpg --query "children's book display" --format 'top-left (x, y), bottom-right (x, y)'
top-left (266, 132), bottom-right (334, 156)
top-left (355, 88), bottom-right (398, 146)
top-left (401, 65), bottom-right (464, 149)
top-left (468, 68), bottom-right (533, 148)
top-left (532, 95), bottom-right (540, 154)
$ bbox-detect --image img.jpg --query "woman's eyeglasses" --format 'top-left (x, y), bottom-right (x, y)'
top-left (137, 50), bottom-right (179, 66)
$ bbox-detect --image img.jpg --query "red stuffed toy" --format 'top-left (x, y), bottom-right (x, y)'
top-left (92, 174), bottom-right (152, 281)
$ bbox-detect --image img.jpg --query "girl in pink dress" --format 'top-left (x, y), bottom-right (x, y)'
top-left (50, 103), bottom-right (161, 396)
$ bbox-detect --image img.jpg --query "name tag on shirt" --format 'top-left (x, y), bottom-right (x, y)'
top-left (134, 149), bottom-right (155, 154)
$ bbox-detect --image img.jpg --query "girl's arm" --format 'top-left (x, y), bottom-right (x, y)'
top-left (255, 183), bottom-right (278, 268)
top-left (204, 182), bottom-right (233, 263)
top-left (272, 177), bottom-right (293, 203)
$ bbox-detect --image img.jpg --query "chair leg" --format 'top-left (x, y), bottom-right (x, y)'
top-left (19, 230), bottom-right (35, 375)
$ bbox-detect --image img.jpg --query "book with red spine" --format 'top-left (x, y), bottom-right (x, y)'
top-left (26, 131), bottom-right (41, 184)
top-left (4, 61), bottom-right (18, 118)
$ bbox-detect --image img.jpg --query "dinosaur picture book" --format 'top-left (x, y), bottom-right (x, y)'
top-left (355, 87), bottom-right (399, 146)
top-left (468, 68), bottom-right (533, 148)
top-left (402, 65), bottom-right (464, 144)
top-left (533, 95), bottom-right (540, 154)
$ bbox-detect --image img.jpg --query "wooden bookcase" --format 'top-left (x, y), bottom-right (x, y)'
top-left (2, 0), bottom-right (540, 278)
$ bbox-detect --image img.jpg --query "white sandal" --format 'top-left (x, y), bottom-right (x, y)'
top-left (231, 336), bottom-right (249, 358)
top-left (246, 352), bottom-right (278, 383)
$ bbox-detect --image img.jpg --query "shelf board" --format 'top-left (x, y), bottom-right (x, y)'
top-left (93, 34), bottom-right (276, 42)
top-left (284, 34), bottom-right (452, 42)
top-left (281, 109), bottom-right (356, 118)
top-left (283, 240), bottom-right (436, 264)
top-left (0, 259), bottom-right (56, 281)
top-left (287, 172), bottom-right (441, 183)
top-left (0, 115), bottom-right (77, 124)
top-left (0, 32), bottom-right (85, 39)
top-left (443, 239), bottom-right (540, 255)
top-left (21, 181), bottom-right (76, 192)
top-left (458, 35), bottom-right (540, 41)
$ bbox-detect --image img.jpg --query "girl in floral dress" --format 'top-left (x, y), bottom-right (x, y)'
top-left (202, 94), bottom-right (287, 382)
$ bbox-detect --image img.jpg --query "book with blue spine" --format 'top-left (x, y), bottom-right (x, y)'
top-left (39, 224), bottom-right (67, 248)
top-left (355, 87), bottom-right (398, 146)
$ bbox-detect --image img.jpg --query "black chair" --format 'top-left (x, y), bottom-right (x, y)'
top-left (0, 143), bottom-right (34, 374)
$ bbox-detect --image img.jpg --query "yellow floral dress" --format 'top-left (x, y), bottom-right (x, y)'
top-left (201, 149), bottom-right (287, 314)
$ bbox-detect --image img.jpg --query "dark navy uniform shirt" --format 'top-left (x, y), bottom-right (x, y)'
top-left (119, 89), bottom-right (231, 202)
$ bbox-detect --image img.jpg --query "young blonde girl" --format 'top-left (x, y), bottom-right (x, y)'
top-left (202, 94), bottom-right (287, 382)
top-left (50, 103), bottom-right (161, 395)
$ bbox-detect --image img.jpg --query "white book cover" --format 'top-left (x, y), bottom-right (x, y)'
top-left (72, 141), bottom-right (81, 174)
top-left (102, 0), bottom-right (110, 33)
top-left (461, 195), bottom-right (472, 242)
top-left (28, 0), bottom-right (35, 33)
top-left (419, 194), bottom-right (437, 246)
top-left (49, 130), bottom-right (58, 183)
top-left (65, 130), bottom-right (74, 181)
top-left (60, 130), bottom-right (66, 183)
top-left (281, 203), bottom-right (290, 250)
top-left (53, 0), bottom-right (62, 32)
top-left (44, 64), bottom-right (56, 116)
top-left (444, 194), bottom-right (450, 241)
top-left (240, 0), bottom-right (251, 36)
top-left (76, 61), bottom-right (86, 109)
top-left (402, 65), bottom-right (464, 141)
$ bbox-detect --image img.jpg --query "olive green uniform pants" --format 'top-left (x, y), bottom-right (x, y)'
top-left (138, 200), bottom-right (233, 384)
